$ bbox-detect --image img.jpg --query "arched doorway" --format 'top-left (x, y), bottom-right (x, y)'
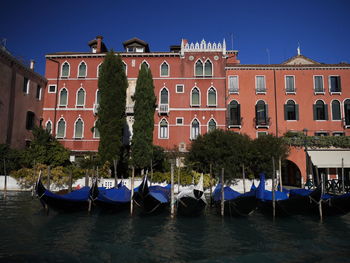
top-left (282, 160), bottom-right (302, 187)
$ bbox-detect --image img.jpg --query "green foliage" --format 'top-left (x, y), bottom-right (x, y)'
top-left (0, 144), bottom-right (22, 174)
top-left (96, 50), bottom-right (128, 165)
top-left (284, 131), bottom-right (350, 148)
top-left (152, 145), bottom-right (167, 172)
top-left (131, 64), bottom-right (156, 170)
top-left (249, 134), bottom-right (289, 178)
top-left (151, 170), bottom-right (214, 188)
top-left (186, 129), bottom-right (252, 179)
top-left (21, 126), bottom-right (70, 167)
top-left (11, 163), bottom-right (85, 189)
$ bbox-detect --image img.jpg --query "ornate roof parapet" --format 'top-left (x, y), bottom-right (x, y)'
top-left (180, 39), bottom-right (226, 57)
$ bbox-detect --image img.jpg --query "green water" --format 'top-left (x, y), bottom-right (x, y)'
top-left (0, 191), bottom-right (350, 262)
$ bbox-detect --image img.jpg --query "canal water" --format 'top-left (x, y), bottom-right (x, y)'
top-left (0, 191), bottom-right (350, 263)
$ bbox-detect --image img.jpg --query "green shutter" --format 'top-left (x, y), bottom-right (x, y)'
top-left (313, 105), bottom-right (317, 120)
top-left (324, 104), bottom-right (328, 120)
top-left (284, 104), bottom-right (288, 120)
top-left (295, 104), bottom-right (299, 120)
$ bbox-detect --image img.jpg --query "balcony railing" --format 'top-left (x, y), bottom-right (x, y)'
top-left (343, 117), bottom-right (350, 128)
top-left (254, 117), bottom-right (271, 128)
top-left (159, 104), bottom-right (169, 115)
top-left (227, 117), bottom-right (243, 128)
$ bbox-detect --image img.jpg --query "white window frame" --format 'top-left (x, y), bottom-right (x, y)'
top-left (190, 86), bottom-right (201, 107)
top-left (61, 61), bottom-right (70, 78)
top-left (45, 120), bottom-right (52, 134)
top-left (314, 75), bottom-right (325, 94)
top-left (56, 118), bottom-right (66, 139)
top-left (76, 87), bottom-right (86, 107)
top-left (207, 118), bottom-right (217, 132)
top-left (158, 118), bottom-right (169, 139)
top-left (331, 99), bottom-right (342, 121)
top-left (48, 84), bottom-right (57, 93)
top-left (176, 117), bottom-right (184, 126)
top-left (329, 75), bottom-right (341, 94)
top-left (122, 61), bottom-right (127, 76)
top-left (255, 75), bottom-right (266, 94)
top-left (73, 117), bottom-right (84, 139)
top-left (228, 75), bottom-right (239, 94)
top-left (59, 88), bottom-right (68, 107)
top-left (93, 120), bottom-right (100, 138)
top-left (204, 59), bottom-right (213, 77)
top-left (23, 78), bottom-right (30, 94)
top-left (207, 86), bottom-right (217, 107)
top-left (256, 131), bottom-right (268, 138)
top-left (159, 87), bottom-right (169, 105)
top-left (285, 75), bottom-right (296, 94)
top-left (97, 63), bottom-right (102, 78)
top-left (194, 59), bottom-right (204, 77)
top-left (314, 99), bottom-right (327, 121)
top-left (36, 85), bottom-right (42, 100)
top-left (333, 131), bottom-right (345, 136)
top-left (285, 99), bottom-right (298, 122)
top-left (176, 84), bottom-right (184, 93)
top-left (190, 118), bottom-right (201, 140)
top-left (160, 61), bottom-right (170, 77)
top-left (77, 61), bottom-right (87, 78)
top-left (140, 60), bottom-right (150, 69)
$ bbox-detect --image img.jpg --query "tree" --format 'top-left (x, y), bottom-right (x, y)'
top-left (186, 129), bottom-right (252, 180)
top-left (96, 50), bottom-right (128, 166)
top-left (131, 64), bottom-right (156, 171)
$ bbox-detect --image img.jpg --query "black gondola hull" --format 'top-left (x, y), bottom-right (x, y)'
top-left (177, 196), bottom-right (206, 217)
top-left (215, 195), bottom-right (257, 217)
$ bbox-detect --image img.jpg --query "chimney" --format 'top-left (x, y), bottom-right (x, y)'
top-left (96, 35), bottom-right (103, 53)
top-left (30, 60), bottom-right (35, 70)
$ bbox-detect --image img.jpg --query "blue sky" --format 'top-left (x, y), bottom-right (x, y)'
top-left (1, 0), bottom-right (350, 75)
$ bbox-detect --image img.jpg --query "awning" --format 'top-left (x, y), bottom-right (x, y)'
top-left (307, 150), bottom-right (350, 168)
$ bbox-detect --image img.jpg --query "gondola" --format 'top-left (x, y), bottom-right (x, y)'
top-left (256, 173), bottom-right (322, 217)
top-left (35, 174), bottom-right (91, 212)
top-left (176, 175), bottom-right (207, 216)
top-left (132, 176), bottom-right (171, 214)
top-left (89, 180), bottom-right (131, 212)
top-left (212, 182), bottom-right (257, 217)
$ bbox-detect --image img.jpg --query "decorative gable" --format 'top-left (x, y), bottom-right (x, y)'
top-left (282, 55), bottom-right (320, 65)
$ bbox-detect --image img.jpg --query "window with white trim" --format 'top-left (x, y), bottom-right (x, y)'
top-left (36, 85), bottom-right (42, 100)
top-left (285, 76), bottom-right (295, 93)
top-left (207, 87), bottom-right (216, 106)
top-left (23, 77), bottom-right (29, 94)
top-left (191, 119), bottom-right (200, 139)
top-left (204, 60), bottom-right (212, 76)
top-left (78, 62), bottom-right (87, 78)
top-left (195, 60), bottom-right (203, 76)
top-left (329, 76), bottom-right (341, 93)
top-left (46, 121), bottom-right (52, 134)
top-left (76, 88), bottom-right (85, 107)
top-left (313, 100), bottom-right (328, 120)
top-left (191, 87), bottom-right (200, 106)
top-left (176, 84), bottom-right (184, 93)
top-left (314, 76), bottom-right (324, 93)
top-left (331, 100), bottom-right (341, 120)
top-left (228, 76), bottom-right (239, 93)
top-left (61, 62), bottom-right (69, 78)
top-left (48, 85), bottom-right (56, 93)
top-left (59, 88), bottom-right (68, 107)
top-left (208, 119), bottom-right (216, 132)
top-left (284, 100), bottom-right (299, 120)
top-left (57, 119), bottom-right (66, 138)
top-left (344, 99), bottom-right (350, 126)
top-left (176, 117), bottom-right (184, 125)
top-left (74, 119), bottom-right (84, 138)
top-left (256, 76), bottom-right (266, 93)
top-left (160, 62), bottom-right (169, 77)
top-left (159, 119), bottom-right (168, 139)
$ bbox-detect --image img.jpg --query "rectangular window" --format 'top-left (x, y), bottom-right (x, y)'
top-left (176, 117), bottom-right (184, 125)
top-left (257, 131), bottom-right (268, 138)
top-left (228, 76), bottom-right (239, 93)
top-left (256, 76), bottom-right (266, 93)
top-left (48, 85), bottom-right (56, 93)
top-left (329, 76), bottom-right (341, 93)
top-left (333, 132), bottom-right (344, 136)
top-left (314, 132), bottom-right (329, 136)
top-left (36, 85), bottom-right (42, 100)
top-left (285, 76), bottom-right (295, 93)
top-left (314, 76), bottom-right (324, 93)
top-left (26, 111), bottom-right (35, 130)
top-left (23, 77), bottom-right (29, 93)
top-left (176, 84), bottom-right (184, 93)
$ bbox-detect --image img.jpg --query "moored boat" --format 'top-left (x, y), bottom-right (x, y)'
top-left (176, 175), bottom-right (207, 216)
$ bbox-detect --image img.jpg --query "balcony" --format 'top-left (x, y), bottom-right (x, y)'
top-left (254, 117), bottom-right (271, 128)
top-left (343, 118), bottom-right (350, 128)
top-left (158, 104), bottom-right (169, 115)
top-left (93, 103), bottom-right (99, 115)
top-left (126, 105), bottom-right (134, 115)
top-left (227, 117), bottom-right (243, 128)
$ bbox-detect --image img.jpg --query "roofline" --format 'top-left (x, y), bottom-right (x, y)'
top-left (45, 52), bottom-right (181, 58)
top-left (226, 64), bottom-right (350, 70)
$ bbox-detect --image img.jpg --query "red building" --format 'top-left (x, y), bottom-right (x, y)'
top-left (43, 36), bottom-right (350, 185)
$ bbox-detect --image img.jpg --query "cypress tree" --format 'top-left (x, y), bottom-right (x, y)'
top-left (96, 50), bottom-right (127, 165)
top-left (131, 64), bottom-right (156, 170)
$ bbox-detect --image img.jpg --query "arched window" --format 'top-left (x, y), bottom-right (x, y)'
top-left (160, 62), bottom-right (169, 77)
top-left (46, 121), bottom-right (52, 134)
top-left (344, 99), bottom-right (350, 125)
top-left (208, 87), bottom-right (216, 106)
top-left (159, 119), bottom-right (168, 139)
top-left (160, 88), bottom-right (168, 104)
top-left (76, 88), bottom-right (85, 107)
top-left (61, 62), bottom-right (70, 78)
top-left (57, 119), bottom-right (66, 138)
top-left (204, 60), bottom-right (212, 76)
top-left (191, 119), bottom-right (200, 139)
top-left (97, 64), bottom-right (102, 77)
top-left (331, 100), bottom-right (341, 120)
top-left (284, 100), bottom-right (299, 120)
top-left (93, 123), bottom-right (100, 138)
top-left (122, 62), bottom-right (127, 75)
top-left (313, 100), bottom-right (328, 120)
top-left (59, 88), bottom-right (68, 106)
top-left (228, 100), bottom-right (241, 126)
top-left (141, 61), bottom-right (149, 70)
top-left (74, 118), bottom-right (84, 138)
top-left (255, 100), bottom-right (268, 125)
top-left (208, 119), bottom-right (216, 132)
top-left (195, 60), bottom-right (203, 76)
top-left (191, 87), bottom-right (200, 106)
top-left (78, 62), bottom-right (87, 78)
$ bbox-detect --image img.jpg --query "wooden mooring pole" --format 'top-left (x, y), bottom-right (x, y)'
top-left (47, 166), bottom-right (51, 191)
top-left (279, 157), bottom-right (282, 191)
top-left (315, 166), bottom-right (323, 221)
top-left (113, 159), bottom-right (118, 188)
top-left (209, 164), bottom-right (212, 207)
top-left (68, 169), bottom-right (73, 193)
top-left (272, 157), bottom-right (276, 219)
top-left (85, 169), bottom-right (89, 187)
top-left (221, 168), bottom-right (224, 217)
top-left (130, 166), bottom-right (135, 216)
top-left (341, 158), bottom-right (345, 194)
top-left (3, 159), bottom-right (7, 200)
top-left (177, 166), bottom-right (180, 194)
top-left (242, 164), bottom-right (246, 194)
top-left (170, 163), bottom-right (175, 218)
